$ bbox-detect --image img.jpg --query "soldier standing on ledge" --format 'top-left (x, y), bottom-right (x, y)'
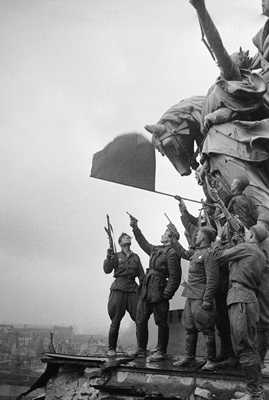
top-left (128, 216), bottom-right (181, 362)
top-left (171, 226), bottom-right (220, 372)
top-left (103, 232), bottom-right (144, 357)
top-left (256, 213), bottom-right (269, 369)
top-left (213, 224), bottom-right (268, 400)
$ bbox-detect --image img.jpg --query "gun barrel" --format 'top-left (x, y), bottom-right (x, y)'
top-left (164, 213), bottom-right (172, 224)
top-left (126, 212), bottom-right (138, 221)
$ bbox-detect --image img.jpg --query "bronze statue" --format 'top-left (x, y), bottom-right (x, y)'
top-left (145, 0), bottom-right (269, 219)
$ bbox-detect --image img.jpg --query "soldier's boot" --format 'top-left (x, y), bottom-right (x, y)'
top-left (173, 332), bottom-right (198, 367)
top-left (202, 331), bottom-right (216, 371)
top-left (148, 326), bottom-right (169, 362)
top-left (257, 330), bottom-right (267, 369)
top-left (216, 341), bottom-right (240, 369)
top-left (215, 334), bottom-right (232, 362)
top-left (107, 323), bottom-right (119, 356)
top-left (127, 322), bottom-right (148, 358)
top-left (230, 365), bottom-right (264, 400)
top-left (257, 363), bottom-right (265, 400)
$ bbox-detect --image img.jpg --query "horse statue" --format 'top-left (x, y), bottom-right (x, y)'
top-left (145, 0), bottom-right (269, 220)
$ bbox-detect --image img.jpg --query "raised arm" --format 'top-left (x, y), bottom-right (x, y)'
top-left (163, 250), bottom-right (181, 299)
top-left (190, 0), bottom-right (241, 81)
top-left (103, 250), bottom-right (118, 274)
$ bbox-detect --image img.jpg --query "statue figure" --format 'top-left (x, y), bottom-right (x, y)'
top-left (250, 0), bottom-right (269, 113)
top-left (145, 0), bottom-right (269, 218)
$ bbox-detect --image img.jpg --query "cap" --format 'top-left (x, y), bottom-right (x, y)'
top-left (199, 226), bottom-right (217, 242)
top-left (257, 213), bottom-right (269, 225)
top-left (251, 224), bottom-right (269, 242)
top-left (167, 223), bottom-right (180, 240)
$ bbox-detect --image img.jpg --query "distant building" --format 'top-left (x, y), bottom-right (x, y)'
top-left (0, 325), bottom-right (14, 334)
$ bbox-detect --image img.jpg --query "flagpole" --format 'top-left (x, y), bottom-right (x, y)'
top-left (153, 189), bottom-right (201, 204)
top-left (90, 176), bottom-right (202, 204)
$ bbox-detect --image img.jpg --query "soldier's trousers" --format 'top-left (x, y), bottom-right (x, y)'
top-left (182, 298), bottom-right (217, 361)
top-left (107, 290), bottom-right (139, 350)
top-left (215, 290), bottom-right (234, 358)
top-left (257, 270), bottom-right (269, 361)
top-left (229, 301), bottom-right (260, 367)
top-left (136, 298), bottom-right (170, 352)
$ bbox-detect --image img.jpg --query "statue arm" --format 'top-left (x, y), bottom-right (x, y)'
top-left (190, 0), bottom-right (241, 81)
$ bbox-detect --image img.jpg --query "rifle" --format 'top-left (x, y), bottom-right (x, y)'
top-left (209, 187), bottom-right (241, 233)
top-left (104, 215), bottom-right (117, 254)
top-left (200, 199), bottom-right (212, 227)
top-left (164, 213), bottom-right (173, 225)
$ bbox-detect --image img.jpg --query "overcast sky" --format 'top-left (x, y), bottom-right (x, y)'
top-left (0, 0), bottom-right (265, 334)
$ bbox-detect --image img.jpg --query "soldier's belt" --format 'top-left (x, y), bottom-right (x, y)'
top-left (148, 269), bottom-right (167, 279)
top-left (231, 281), bottom-right (253, 291)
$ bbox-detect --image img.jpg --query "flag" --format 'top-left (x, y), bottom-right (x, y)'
top-left (90, 133), bottom-right (156, 191)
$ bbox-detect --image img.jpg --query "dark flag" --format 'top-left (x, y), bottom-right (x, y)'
top-left (90, 133), bottom-right (156, 191)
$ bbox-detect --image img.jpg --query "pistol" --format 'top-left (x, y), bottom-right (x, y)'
top-left (126, 212), bottom-right (138, 222)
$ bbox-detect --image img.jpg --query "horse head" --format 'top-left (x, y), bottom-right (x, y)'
top-left (145, 96), bottom-right (205, 176)
top-left (145, 119), bottom-right (203, 176)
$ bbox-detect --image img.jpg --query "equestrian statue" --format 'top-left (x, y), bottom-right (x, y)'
top-left (145, 0), bottom-right (269, 220)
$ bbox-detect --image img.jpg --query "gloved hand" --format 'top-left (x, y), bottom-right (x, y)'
top-left (202, 300), bottom-right (212, 310)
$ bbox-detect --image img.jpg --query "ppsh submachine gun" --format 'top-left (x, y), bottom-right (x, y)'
top-left (209, 186), bottom-right (247, 245)
top-left (104, 215), bottom-right (117, 254)
top-left (209, 187), bottom-right (241, 233)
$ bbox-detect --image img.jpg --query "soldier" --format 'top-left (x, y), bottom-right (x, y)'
top-left (128, 217), bottom-right (181, 362)
top-left (174, 195), bottom-right (216, 247)
top-left (227, 175), bottom-right (255, 229)
top-left (256, 213), bottom-right (269, 369)
top-left (213, 224), bottom-right (268, 400)
top-left (171, 226), bottom-right (220, 372)
top-left (213, 228), bottom-right (238, 369)
top-left (103, 232), bottom-right (144, 357)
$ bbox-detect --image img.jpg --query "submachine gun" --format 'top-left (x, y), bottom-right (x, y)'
top-left (209, 187), bottom-right (241, 233)
top-left (104, 215), bottom-right (117, 254)
top-left (209, 186), bottom-right (247, 244)
top-left (200, 198), bottom-right (213, 227)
